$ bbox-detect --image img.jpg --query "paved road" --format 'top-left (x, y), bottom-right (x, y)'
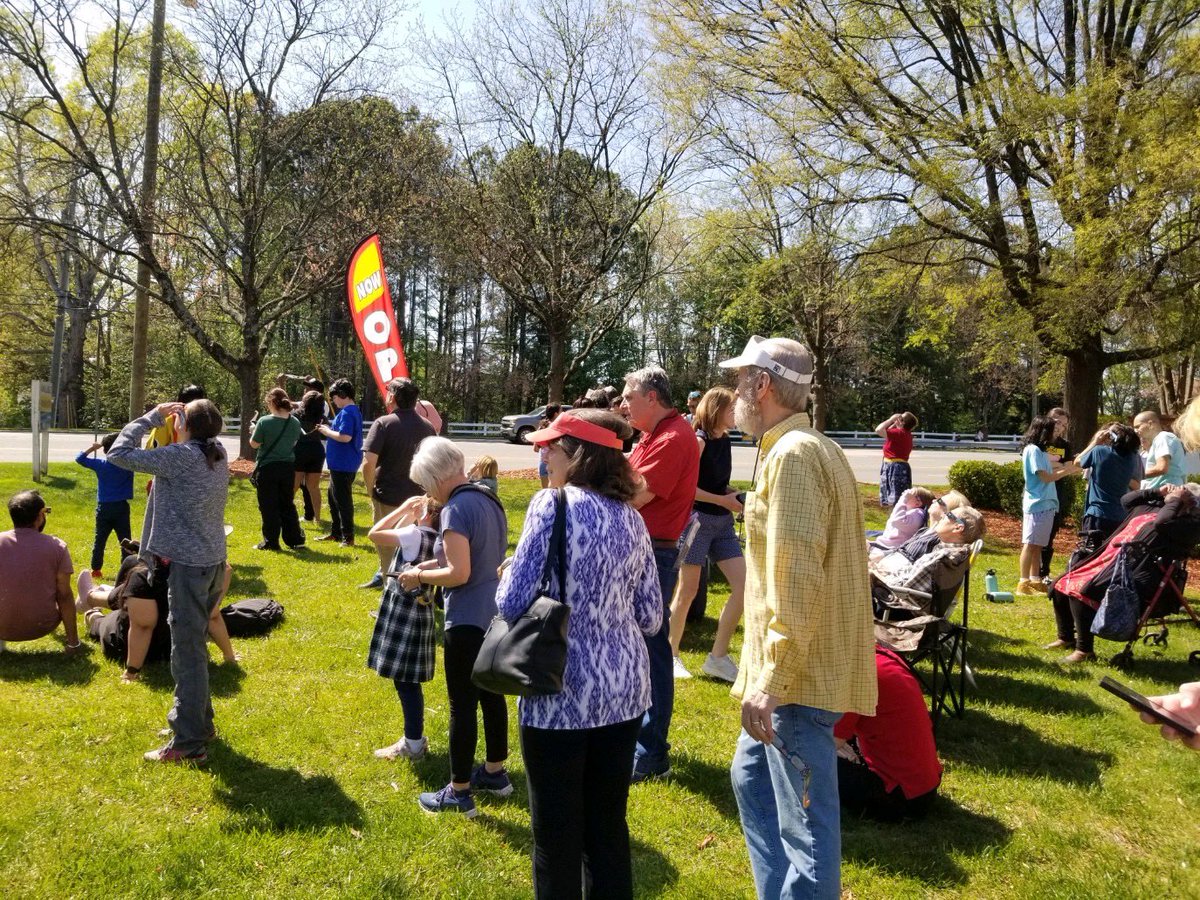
top-left (2, 430), bottom-right (1017, 485)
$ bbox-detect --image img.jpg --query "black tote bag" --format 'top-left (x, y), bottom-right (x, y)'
top-left (471, 488), bottom-right (570, 696)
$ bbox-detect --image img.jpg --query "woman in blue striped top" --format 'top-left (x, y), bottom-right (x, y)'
top-left (496, 409), bottom-right (662, 900)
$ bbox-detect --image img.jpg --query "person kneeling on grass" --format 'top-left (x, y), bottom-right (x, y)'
top-left (834, 646), bottom-right (942, 822)
top-left (78, 540), bottom-right (237, 682)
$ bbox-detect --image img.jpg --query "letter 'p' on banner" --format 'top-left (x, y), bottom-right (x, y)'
top-left (347, 234), bottom-right (409, 397)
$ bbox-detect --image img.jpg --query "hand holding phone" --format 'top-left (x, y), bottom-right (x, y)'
top-left (1100, 676), bottom-right (1200, 746)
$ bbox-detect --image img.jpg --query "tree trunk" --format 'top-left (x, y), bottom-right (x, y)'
top-left (58, 306), bottom-right (93, 428)
top-left (811, 346), bottom-right (829, 432)
top-left (1063, 346), bottom-right (1105, 449)
top-left (237, 362), bottom-right (262, 459)
top-left (547, 329), bottom-right (567, 403)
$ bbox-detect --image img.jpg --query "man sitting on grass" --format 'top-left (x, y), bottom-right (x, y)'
top-left (0, 490), bottom-right (80, 654)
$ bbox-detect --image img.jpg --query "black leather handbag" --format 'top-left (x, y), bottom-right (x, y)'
top-left (471, 488), bottom-right (570, 696)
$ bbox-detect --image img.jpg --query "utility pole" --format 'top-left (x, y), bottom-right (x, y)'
top-left (49, 178), bottom-right (78, 426)
top-left (129, 0), bottom-right (167, 419)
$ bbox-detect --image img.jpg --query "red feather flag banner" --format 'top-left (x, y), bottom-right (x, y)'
top-left (346, 233), bottom-right (409, 396)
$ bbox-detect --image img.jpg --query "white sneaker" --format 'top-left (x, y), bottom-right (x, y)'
top-left (374, 736), bottom-right (428, 761)
top-left (701, 653), bottom-right (738, 683)
top-left (672, 656), bottom-right (692, 680)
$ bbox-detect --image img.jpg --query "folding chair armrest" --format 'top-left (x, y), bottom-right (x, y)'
top-left (886, 584), bottom-right (933, 602)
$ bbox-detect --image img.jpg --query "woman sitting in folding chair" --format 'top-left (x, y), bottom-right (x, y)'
top-left (1048, 485), bottom-right (1200, 663)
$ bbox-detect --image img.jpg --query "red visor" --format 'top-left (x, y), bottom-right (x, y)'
top-left (526, 411), bottom-right (624, 450)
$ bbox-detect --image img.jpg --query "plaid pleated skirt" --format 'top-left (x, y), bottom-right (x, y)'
top-left (367, 579), bottom-right (436, 682)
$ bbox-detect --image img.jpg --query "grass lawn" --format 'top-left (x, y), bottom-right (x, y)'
top-left (2, 461), bottom-right (1199, 899)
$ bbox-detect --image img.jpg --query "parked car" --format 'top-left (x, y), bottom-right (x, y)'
top-left (499, 404), bottom-right (573, 444)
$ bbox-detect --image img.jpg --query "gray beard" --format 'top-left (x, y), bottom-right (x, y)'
top-left (734, 394), bottom-right (763, 438)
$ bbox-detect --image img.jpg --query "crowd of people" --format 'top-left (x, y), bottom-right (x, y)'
top-left (4, 345), bottom-right (1200, 898)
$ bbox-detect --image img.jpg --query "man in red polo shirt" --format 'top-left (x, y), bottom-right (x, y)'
top-left (622, 366), bottom-right (700, 782)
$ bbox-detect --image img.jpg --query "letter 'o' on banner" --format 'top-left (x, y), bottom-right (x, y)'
top-left (347, 234), bottom-right (409, 396)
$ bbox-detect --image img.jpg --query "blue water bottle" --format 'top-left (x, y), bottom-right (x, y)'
top-left (984, 568), bottom-right (999, 594)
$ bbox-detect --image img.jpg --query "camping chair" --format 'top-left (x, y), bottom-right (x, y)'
top-left (872, 539), bottom-right (984, 729)
top-left (1108, 553), bottom-right (1200, 670)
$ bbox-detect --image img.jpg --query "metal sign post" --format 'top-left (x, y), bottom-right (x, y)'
top-left (31, 379), bottom-right (52, 481)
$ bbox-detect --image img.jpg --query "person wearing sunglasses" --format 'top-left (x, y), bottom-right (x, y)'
top-left (0, 491), bottom-right (79, 655)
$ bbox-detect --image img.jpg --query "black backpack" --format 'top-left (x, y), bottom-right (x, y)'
top-left (220, 598), bottom-right (285, 637)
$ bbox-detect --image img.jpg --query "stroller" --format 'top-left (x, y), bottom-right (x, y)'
top-left (872, 540), bottom-right (983, 727)
top-left (1053, 489), bottom-right (1200, 670)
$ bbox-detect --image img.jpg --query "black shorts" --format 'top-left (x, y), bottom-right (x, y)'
top-left (293, 439), bottom-right (326, 474)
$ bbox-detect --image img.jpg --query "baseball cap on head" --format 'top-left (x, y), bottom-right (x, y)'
top-left (688, 390), bottom-right (702, 400)
top-left (718, 335), bottom-right (812, 385)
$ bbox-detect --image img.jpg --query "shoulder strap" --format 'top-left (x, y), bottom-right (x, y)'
top-left (539, 487), bottom-right (568, 602)
top-left (254, 416), bottom-right (291, 469)
top-left (448, 480), bottom-right (506, 514)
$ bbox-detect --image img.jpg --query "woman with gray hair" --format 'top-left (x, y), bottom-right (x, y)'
top-left (395, 436), bottom-right (511, 817)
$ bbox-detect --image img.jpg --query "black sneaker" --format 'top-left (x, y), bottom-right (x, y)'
top-left (630, 763), bottom-right (671, 785)
top-left (254, 541), bottom-right (280, 551)
top-left (470, 763), bottom-right (514, 797)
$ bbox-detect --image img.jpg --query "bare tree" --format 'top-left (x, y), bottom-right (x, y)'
top-left (426, 0), bottom-right (695, 401)
top-left (0, 0), bottom-right (401, 453)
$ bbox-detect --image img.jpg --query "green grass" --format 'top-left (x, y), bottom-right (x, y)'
top-left (2, 465), bottom-right (1199, 899)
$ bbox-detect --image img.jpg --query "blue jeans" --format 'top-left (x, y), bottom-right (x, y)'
top-left (731, 704), bottom-right (843, 900)
top-left (164, 562), bottom-right (225, 754)
top-left (634, 547), bottom-right (679, 775)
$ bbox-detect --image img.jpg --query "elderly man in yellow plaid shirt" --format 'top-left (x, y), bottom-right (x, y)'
top-left (719, 336), bottom-right (877, 900)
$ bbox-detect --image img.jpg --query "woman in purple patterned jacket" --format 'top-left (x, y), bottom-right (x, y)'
top-left (497, 409), bottom-right (662, 900)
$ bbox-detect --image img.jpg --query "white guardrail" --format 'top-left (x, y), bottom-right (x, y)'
top-left (223, 418), bottom-right (1017, 448)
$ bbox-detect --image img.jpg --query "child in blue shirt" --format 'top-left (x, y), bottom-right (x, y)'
top-left (75, 433), bottom-right (135, 577)
top-left (1018, 416), bottom-right (1077, 595)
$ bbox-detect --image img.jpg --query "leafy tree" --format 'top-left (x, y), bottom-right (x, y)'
top-left (0, 0), bottom-right (407, 453)
top-left (659, 0), bottom-right (1200, 446)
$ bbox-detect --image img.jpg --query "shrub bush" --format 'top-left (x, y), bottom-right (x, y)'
top-left (947, 460), bottom-right (1003, 510)
top-left (996, 461), bottom-right (1026, 517)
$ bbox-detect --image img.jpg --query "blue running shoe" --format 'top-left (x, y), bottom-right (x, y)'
top-left (418, 783), bottom-right (477, 818)
top-left (470, 763), bottom-right (514, 797)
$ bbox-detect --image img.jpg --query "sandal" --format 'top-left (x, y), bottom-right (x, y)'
top-left (1043, 639), bottom-right (1073, 650)
top-left (1061, 650), bottom-right (1096, 664)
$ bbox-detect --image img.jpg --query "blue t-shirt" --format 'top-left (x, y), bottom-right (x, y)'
top-left (324, 403), bottom-right (363, 473)
top-left (75, 452), bottom-right (135, 504)
top-left (437, 485), bottom-right (508, 631)
top-left (1078, 445), bottom-right (1137, 523)
top-left (1022, 444), bottom-right (1058, 514)
top-left (1142, 430), bottom-right (1186, 489)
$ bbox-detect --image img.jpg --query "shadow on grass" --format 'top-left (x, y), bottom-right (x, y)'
top-left (208, 744), bottom-right (363, 832)
top-left (478, 811), bottom-right (679, 895)
top-left (136, 657), bottom-right (245, 697)
top-left (410, 749), bottom-right (454, 790)
top-left (843, 796), bottom-right (1011, 887)
top-left (285, 545), bottom-right (349, 564)
top-left (980, 671), bottom-right (1105, 716)
top-left (938, 709), bottom-right (1114, 785)
top-left (0, 645), bottom-right (99, 685)
top-left (1092, 644), bottom-right (1200, 687)
top-left (669, 752), bottom-right (740, 820)
top-left (229, 564), bottom-right (268, 597)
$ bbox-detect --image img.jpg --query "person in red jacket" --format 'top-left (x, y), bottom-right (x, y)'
top-left (833, 646), bottom-right (942, 821)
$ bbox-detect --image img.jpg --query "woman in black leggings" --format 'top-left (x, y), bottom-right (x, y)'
top-left (397, 437), bottom-right (510, 818)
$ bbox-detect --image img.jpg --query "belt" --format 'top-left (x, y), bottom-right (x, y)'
top-left (883, 458), bottom-right (908, 464)
top-left (651, 539), bottom-right (678, 550)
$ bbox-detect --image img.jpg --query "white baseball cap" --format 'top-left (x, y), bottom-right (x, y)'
top-left (718, 335), bottom-right (812, 385)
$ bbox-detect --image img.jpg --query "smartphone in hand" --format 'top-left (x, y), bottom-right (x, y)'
top-left (1099, 675), bottom-right (1198, 736)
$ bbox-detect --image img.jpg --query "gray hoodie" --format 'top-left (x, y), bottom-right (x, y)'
top-left (107, 410), bottom-right (229, 567)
